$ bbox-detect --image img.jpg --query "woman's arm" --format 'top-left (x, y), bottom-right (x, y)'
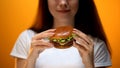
top-left (15, 58), bottom-right (26, 68)
top-left (16, 57), bottom-right (37, 68)
top-left (15, 42), bottom-right (52, 68)
top-left (15, 49), bottom-right (39, 68)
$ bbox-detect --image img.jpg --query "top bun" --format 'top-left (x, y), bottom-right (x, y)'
top-left (51, 26), bottom-right (73, 39)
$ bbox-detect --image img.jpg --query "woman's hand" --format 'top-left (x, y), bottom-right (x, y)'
top-left (73, 29), bottom-right (94, 68)
top-left (29, 29), bottom-right (55, 59)
top-left (25, 29), bottom-right (55, 68)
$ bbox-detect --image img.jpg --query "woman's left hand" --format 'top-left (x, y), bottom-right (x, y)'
top-left (73, 29), bottom-right (94, 68)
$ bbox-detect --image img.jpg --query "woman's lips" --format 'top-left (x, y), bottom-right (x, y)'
top-left (57, 10), bottom-right (70, 13)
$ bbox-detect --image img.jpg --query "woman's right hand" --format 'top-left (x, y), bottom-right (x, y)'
top-left (28, 29), bottom-right (55, 59)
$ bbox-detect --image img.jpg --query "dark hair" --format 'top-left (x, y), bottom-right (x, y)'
top-left (30, 0), bottom-right (111, 53)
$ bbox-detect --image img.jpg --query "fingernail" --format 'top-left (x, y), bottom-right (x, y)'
top-left (76, 41), bottom-right (80, 44)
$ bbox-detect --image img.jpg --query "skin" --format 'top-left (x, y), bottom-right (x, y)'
top-left (48, 0), bottom-right (79, 28)
top-left (15, 0), bottom-right (107, 68)
top-left (73, 29), bottom-right (94, 68)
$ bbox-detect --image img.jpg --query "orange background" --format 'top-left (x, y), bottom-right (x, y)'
top-left (0, 0), bottom-right (120, 68)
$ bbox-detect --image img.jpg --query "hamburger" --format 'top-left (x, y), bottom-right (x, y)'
top-left (50, 26), bottom-right (76, 49)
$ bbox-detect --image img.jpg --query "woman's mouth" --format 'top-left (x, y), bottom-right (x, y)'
top-left (57, 10), bottom-right (70, 13)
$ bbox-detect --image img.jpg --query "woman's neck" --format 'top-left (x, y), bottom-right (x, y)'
top-left (53, 18), bottom-right (74, 28)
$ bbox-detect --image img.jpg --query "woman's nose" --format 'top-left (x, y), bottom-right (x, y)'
top-left (58, 0), bottom-right (69, 9)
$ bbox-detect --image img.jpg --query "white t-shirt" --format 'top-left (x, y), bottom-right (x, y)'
top-left (10, 30), bottom-right (112, 68)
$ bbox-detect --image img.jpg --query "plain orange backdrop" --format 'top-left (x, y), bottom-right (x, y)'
top-left (0, 0), bottom-right (120, 68)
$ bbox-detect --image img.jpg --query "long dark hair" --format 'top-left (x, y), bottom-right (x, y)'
top-left (30, 0), bottom-right (111, 53)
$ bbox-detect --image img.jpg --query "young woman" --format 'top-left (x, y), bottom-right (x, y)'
top-left (10, 0), bottom-right (112, 68)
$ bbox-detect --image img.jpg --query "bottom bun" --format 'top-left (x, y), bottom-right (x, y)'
top-left (51, 39), bottom-right (73, 49)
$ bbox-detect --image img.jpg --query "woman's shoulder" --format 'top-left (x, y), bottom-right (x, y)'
top-left (88, 35), bottom-right (105, 46)
top-left (89, 35), bottom-right (108, 53)
top-left (10, 29), bottom-right (36, 59)
top-left (18, 29), bottom-right (36, 39)
top-left (21, 29), bottom-right (36, 35)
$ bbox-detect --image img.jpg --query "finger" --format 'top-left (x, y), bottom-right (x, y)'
top-left (43, 29), bottom-right (56, 33)
top-left (73, 36), bottom-right (89, 50)
top-left (73, 29), bottom-right (92, 44)
top-left (73, 41), bottom-right (84, 53)
top-left (73, 29), bottom-right (90, 43)
top-left (33, 32), bottom-right (55, 40)
top-left (31, 40), bottom-right (53, 48)
top-left (73, 30), bottom-right (94, 47)
top-left (33, 29), bottom-right (56, 40)
top-left (74, 36), bottom-right (89, 47)
top-left (87, 35), bottom-right (94, 46)
top-left (36, 44), bottom-right (53, 49)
